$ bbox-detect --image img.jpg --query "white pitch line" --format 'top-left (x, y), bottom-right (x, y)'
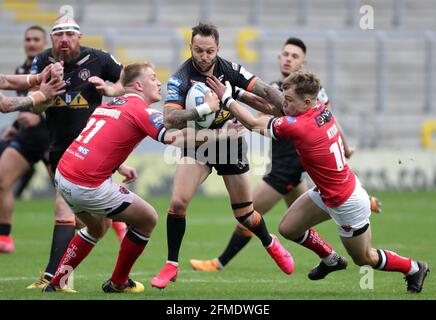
top-left (0, 271), bottom-right (289, 284)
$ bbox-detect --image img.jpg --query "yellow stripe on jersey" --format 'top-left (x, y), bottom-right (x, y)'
top-left (50, 92), bottom-right (89, 109)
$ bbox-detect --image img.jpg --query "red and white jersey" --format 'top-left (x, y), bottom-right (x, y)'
top-left (269, 103), bottom-right (356, 207)
top-left (58, 94), bottom-right (166, 187)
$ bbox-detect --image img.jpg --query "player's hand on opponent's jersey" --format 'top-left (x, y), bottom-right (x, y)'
top-left (49, 62), bottom-right (64, 81)
top-left (206, 76), bottom-right (234, 109)
top-left (17, 112), bottom-right (41, 128)
top-left (88, 76), bottom-right (116, 96)
top-left (204, 89), bottom-right (220, 113)
top-left (344, 146), bottom-right (356, 159)
top-left (1, 126), bottom-right (18, 142)
top-left (31, 74), bottom-right (66, 113)
top-left (117, 165), bottom-right (138, 184)
top-left (37, 62), bottom-right (64, 86)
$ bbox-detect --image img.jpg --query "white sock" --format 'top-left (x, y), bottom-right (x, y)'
top-left (322, 252), bottom-right (340, 266)
top-left (167, 260), bottom-right (179, 267)
top-left (407, 261), bottom-right (420, 275)
top-left (214, 258), bottom-right (224, 269)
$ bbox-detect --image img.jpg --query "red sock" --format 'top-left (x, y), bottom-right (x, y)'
top-left (51, 230), bottom-right (96, 287)
top-left (111, 228), bottom-right (148, 286)
top-left (376, 249), bottom-right (412, 274)
top-left (112, 221), bottom-right (127, 243)
top-left (295, 228), bottom-right (334, 258)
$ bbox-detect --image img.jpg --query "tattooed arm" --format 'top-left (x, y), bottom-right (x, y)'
top-left (0, 75), bottom-right (66, 113)
top-left (0, 64), bottom-right (56, 91)
top-left (250, 78), bottom-right (284, 111)
top-left (0, 93), bottom-right (35, 113)
top-left (164, 90), bottom-right (220, 129)
top-left (164, 107), bottom-right (200, 129)
top-left (0, 74), bottom-right (33, 91)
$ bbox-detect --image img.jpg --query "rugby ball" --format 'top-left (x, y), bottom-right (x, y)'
top-left (185, 82), bottom-right (216, 129)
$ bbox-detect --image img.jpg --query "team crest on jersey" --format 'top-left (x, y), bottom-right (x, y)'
top-left (109, 97), bottom-right (127, 106)
top-left (50, 92), bottom-right (89, 108)
top-left (274, 118), bottom-right (283, 127)
top-left (315, 108), bottom-right (332, 127)
top-left (78, 68), bottom-right (91, 81)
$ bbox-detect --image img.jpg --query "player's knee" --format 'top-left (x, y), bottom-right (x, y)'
top-left (146, 207), bottom-right (158, 229)
top-left (0, 175), bottom-right (12, 193)
top-left (278, 221), bottom-right (299, 240)
top-left (350, 251), bottom-right (374, 267)
top-left (55, 208), bottom-right (75, 221)
top-left (169, 197), bottom-right (189, 215)
top-left (88, 219), bottom-right (111, 239)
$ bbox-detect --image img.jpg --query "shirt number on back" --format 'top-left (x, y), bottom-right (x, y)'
top-left (76, 117), bottom-right (106, 144)
top-left (329, 136), bottom-right (346, 171)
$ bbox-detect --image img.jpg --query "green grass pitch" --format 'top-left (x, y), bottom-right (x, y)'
top-left (0, 191), bottom-right (434, 300)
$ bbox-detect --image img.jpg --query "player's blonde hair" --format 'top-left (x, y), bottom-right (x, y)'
top-left (121, 62), bottom-right (154, 87)
top-left (282, 70), bottom-right (320, 100)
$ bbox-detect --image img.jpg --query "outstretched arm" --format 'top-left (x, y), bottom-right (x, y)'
top-left (0, 63), bottom-right (63, 91)
top-left (206, 76), bottom-right (270, 135)
top-left (88, 77), bottom-right (125, 97)
top-left (236, 87), bottom-right (281, 116)
top-left (0, 76), bottom-right (65, 113)
top-left (249, 78), bottom-right (284, 111)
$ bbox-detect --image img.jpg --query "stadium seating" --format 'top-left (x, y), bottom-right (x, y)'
top-left (0, 0), bottom-right (435, 148)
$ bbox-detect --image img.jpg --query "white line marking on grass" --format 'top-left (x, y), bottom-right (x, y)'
top-left (0, 271), bottom-right (289, 284)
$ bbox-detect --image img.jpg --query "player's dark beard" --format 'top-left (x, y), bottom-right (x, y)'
top-left (193, 57), bottom-right (217, 74)
top-left (52, 47), bottom-right (80, 64)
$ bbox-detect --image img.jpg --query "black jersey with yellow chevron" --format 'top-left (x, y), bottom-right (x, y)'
top-left (31, 46), bottom-right (122, 153)
top-left (165, 56), bottom-right (258, 129)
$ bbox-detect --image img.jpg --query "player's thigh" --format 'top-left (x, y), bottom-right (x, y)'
top-left (222, 171), bottom-right (252, 204)
top-left (279, 191), bottom-right (330, 239)
top-left (283, 180), bottom-right (308, 207)
top-left (75, 211), bottom-right (111, 240)
top-left (253, 180), bottom-right (283, 214)
top-left (112, 194), bottom-right (157, 234)
top-left (0, 147), bottom-right (31, 188)
top-left (55, 192), bottom-right (75, 221)
top-left (171, 157), bottom-right (211, 203)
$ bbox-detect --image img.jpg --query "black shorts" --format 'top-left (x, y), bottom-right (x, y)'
top-left (8, 120), bottom-right (50, 166)
top-left (9, 139), bottom-right (49, 166)
top-left (183, 137), bottom-right (249, 176)
top-left (49, 150), bottom-right (65, 173)
top-left (262, 140), bottom-right (305, 195)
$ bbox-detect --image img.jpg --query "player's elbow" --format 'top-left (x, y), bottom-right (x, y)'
top-left (164, 116), bottom-right (181, 130)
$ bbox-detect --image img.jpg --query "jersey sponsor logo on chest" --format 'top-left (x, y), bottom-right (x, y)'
top-left (50, 91), bottom-right (89, 109)
top-left (315, 108), bottom-right (332, 127)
